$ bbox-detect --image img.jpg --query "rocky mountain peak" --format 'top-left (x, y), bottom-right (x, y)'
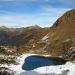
top-left (52, 9), bottom-right (75, 28)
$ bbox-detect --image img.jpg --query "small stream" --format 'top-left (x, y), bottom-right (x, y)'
top-left (22, 55), bottom-right (67, 70)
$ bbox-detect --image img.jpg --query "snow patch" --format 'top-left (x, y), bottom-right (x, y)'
top-left (0, 53), bottom-right (75, 75)
top-left (42, 34), bottom-right (48, 41)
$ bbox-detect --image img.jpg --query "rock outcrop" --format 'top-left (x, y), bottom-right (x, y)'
top-left (0, 67), bottom-right (14, 75)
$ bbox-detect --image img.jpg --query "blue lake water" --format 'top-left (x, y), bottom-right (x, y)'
top-left (22, 55), bottom-right (66, 71)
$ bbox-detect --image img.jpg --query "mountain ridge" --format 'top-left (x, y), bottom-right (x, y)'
top-left (0, 9), bottom-right (75, 60)
top-left (0, 25), bottom-right (49, 46)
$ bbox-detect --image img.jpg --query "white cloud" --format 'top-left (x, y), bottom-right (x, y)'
top-left (0, 15), bottom-right (50, 28)
top-left (0, 5), bottom-right (71, 28)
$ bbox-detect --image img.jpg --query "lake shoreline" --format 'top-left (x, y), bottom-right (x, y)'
top-left (0, 53), bottom-right (75, 75)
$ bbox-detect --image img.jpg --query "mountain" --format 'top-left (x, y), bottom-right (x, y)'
top-left (0, 9), bottom-right (75, 60)
top-left (0, 25), bottom-right (49, 46)
top-left (38, 9), bottom-right (75, 60)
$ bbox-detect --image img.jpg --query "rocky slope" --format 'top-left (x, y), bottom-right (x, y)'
top-left (0, 25), bottom-right (50, 62)
top-left (40, 9), bottom-right (75, 60)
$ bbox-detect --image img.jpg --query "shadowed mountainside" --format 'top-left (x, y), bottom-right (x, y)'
top-left (0, 25), bottom-right (49, 46)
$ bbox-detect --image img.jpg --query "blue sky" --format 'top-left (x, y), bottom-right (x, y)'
top-left (0, 0), bottom-right (75, 28)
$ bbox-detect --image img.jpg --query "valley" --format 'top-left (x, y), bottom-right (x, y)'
top-left (0, 9), bottom-right (75, 75)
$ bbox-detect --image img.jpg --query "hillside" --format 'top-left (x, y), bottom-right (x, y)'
top-left (40, 9), bottom-right (75, 60)
top-left (0, 25), bottom-right (50, 55)
top-left (0, 25), bottom-right (49, 46)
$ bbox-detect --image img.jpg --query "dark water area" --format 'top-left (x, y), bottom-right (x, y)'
top-left (22, 55), bottom-right (67, 71)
